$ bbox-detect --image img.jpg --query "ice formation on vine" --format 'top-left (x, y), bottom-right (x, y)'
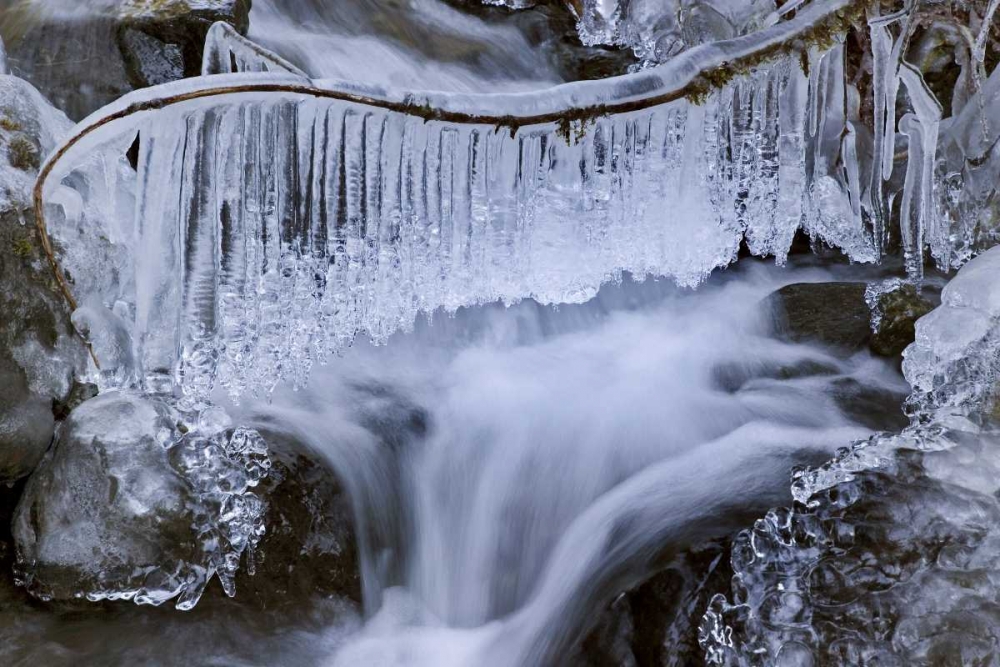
top-left (34, 0), bottom-right (1000, 405)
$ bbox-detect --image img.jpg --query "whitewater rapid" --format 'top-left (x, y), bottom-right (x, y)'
top-left (243, 260), bottom-right (907, 666)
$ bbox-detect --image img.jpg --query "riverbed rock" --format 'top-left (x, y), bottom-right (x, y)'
top-left (0, 75), bottom-right (86, 483)
top-left (232, 433), bottom-right (361, 607)
top-left (765, 282), bottom-right (872, 351)
top-left (12, 393), bottom-right (200, 603)
top-left (117, 0), bottom-right (253, 88)
top-left (0, 1), bottom-right (252, 119)
top-left (576, 540), bottom-right (734, 667)
top-left (869, 283), bottom-right (935, 357)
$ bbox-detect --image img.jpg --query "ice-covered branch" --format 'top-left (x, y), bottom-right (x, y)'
top-left (201, 22), bottom-right (308, 77)
top-left (30, 0), bottom-right (1000, 403)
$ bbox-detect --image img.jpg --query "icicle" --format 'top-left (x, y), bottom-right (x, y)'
top-left (898, 63), bottom-right (943, 281)
top-left (867, 8), bottom-right (893, 254)
top-left (974, 0), bottom-right (1000, 64)
top-left (0, 35), bottom-right (8, 76)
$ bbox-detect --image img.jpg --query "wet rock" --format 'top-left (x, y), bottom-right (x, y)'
top-left (232, 432), bottom-right (361, 607)
top-left (0, 1), bottom-right (252, 119)
top-left (828, 377), bottom-right (909, 432)
top-left (12, 393), bottom-right (199, 603)
top-left (117, 0), bottom-right (253, 89)
top-left (576, 540), bottom-right (733, 667)
top-left (0, 75), bottom-right (86, 484)
top-left (869, 283), bottom-right (935, 358)
top-left (765, 282), bottom-right (872, 351)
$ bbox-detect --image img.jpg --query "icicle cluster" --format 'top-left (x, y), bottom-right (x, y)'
top-left (43, 59), bottom-right (867, 401)
top-left (38, 2), bottom-right (1000, 402)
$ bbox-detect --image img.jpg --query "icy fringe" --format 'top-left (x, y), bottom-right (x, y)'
top-left (36, 1), bottom-right (1000, 403)
top-left (699, 246), bottom-right (1000, 665)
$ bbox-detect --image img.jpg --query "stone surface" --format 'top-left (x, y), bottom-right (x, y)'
top-left (117, 0), bottom-right (253, 88)
top-left (0, 75), bottom-right (86, 484)
top-left (12, 393), bottom-right (198, 602)
top-left (870, 283), bottom-right (935, 357)
top-left (765, 282), bottom-right (872, 351)
top-left (0, 1), bottom-right (252, 119)
top-left (576, 540), bottom-right (734, 667)
top-left (232, 432), bottom-right (361, 607)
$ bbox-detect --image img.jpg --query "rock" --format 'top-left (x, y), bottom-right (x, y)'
top-left (869, 283), bottom-right (935, 358)
top-left (13, 393), bottom-right (198, 603)
top-left (12, 393), bottom-right (268, 609)
top-left (0, 75), bottom-right (86, 484)
top-left (765, 282), bottom-right (872, 351)
top-left (232, 432), bottom-right (361, 607)
top-left (117, 0), bottom-right (253, 88)
top-left (0, 1), bottom-right (252, 119)
top-left (575, 540), bottom-right (734, 667)
top-left (0, 356), bottom-right (55, 482)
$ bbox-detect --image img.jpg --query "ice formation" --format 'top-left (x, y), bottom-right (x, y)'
top-left (699, 246), bottom-right (1000, 665)
top-left (34, 0), bottom-right (1000, 402)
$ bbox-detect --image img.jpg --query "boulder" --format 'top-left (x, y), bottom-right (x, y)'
top-left (12, 393), bottom-right (199, 603)
top-left (12, 393), bottom-right (269, 609)
top-left (764, 282), bottom-right (872, 351)
top-left (0, 75), bottom-right (86, 483)
top-left (0, 1), bottom-right (252, 119)
top-left (232, 432), bottom-right (361, 607)
top-left (576, 540), bottom-right (734, 667)
top-left (117, 0), bottom-right (253, 88)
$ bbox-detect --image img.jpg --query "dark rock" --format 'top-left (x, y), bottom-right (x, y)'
top-left (12, 393), bottom-right (200, 603)
top-left (0, 1), bottom-right (252, 119)
top-left (51, 381), bottom-right (100, 422)
top-left (0, 355), bottom-right (55, 482)
top-left (828, 377), bottom-right (909, 432)
top-left (765, 282), bottom-right (872, 351)
top-left (233, 432), bottom-right (361, 607)
top-left (869, 283), bottom-right (935, 357)
top-left (575, 540), bottom-right (733, 667)
top-left (0, 76), bottom-right (86, 484)
top-left (117, 0), bottom-right (253, 89)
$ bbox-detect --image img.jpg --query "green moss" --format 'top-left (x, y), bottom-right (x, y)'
top-left (0, 117), bottom-right (21, 132)
top-left (7, 134), bottom-right (40, 172)
top-left (680, 0), bottom-right (867, 104)
top-left (11, 236), bottom-right (35, 259)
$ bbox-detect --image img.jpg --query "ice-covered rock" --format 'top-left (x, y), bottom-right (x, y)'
top-left (12, 392), bottom-right (269, 609)
top-left (0, 75), bottom-right (86, 483)
top-left (0, 0), bottom-right (252, 119)
top-left (13, 393), bottom-right (196, 603)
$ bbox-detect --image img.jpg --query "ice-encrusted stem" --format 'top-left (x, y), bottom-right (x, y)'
top-left (202, 22), bottom-right (308, 77)
top-left (898, 62), bottom-right (943, 281)
top-left (974, 0), bottom-right (1000, 64)
top-left (31, 0), bottom-right (864, 321)
top-left (0, 36), bottom-right (8, 76)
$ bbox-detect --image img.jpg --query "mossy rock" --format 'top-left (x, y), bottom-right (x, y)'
top-left (870, 284), bottom-right (935, 358)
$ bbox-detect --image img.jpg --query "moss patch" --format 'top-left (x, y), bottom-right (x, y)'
top-left (7, 134), bottom-right (40, 172)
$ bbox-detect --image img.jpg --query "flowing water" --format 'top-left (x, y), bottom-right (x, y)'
top-left (1, 258), bottom-right (911, 666)
top-left (1, 1), bottom-right (981, 665)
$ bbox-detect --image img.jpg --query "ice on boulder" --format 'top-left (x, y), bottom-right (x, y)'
top-left (13, 392), bottom-right (270, 609)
